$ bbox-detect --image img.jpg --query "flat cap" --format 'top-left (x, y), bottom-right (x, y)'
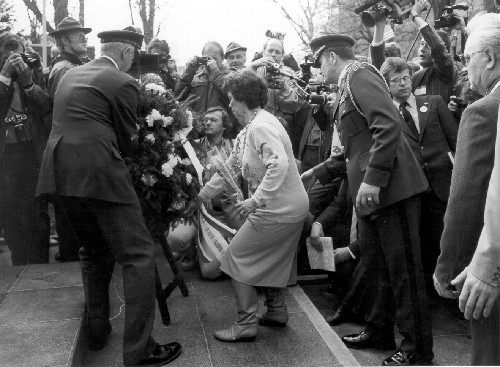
top-left (309, 35), bottom-right (355, 67)
top-left (49, 17), bottom-right (91, 37)
top-left (97, 26), bottom-right (144, 50)
top-left (225, 42), bottom-right (247, 58)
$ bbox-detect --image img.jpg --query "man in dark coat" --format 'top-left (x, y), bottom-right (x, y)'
top-left (302, 34), bottom-right (432, 366)
top-left (433, 12), bottom-right (500, 365)
top-left (36, 28), bottom-right (181, 366)
top-left (380, 57), bottom-right (458, 292)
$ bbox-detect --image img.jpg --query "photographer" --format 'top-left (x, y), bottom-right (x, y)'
top-left (0, 32), bottom-right (51, 265)
top-left (147, 37), bottom-right (179, 91)
top-left (371, 0), bottom-right (457, 104)
top-left (175, 41), bottom-right (232, 120)
top-left (249, 37), bottom-right (303, 126)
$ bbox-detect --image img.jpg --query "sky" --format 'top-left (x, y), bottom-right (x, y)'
top-left (11, 0), bottom-right (307, 65)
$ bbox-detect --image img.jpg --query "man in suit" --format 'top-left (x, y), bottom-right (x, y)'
top-left (36, 28), bottom-right (181, 366)
top-left (452, 105), bottom-right (500, 365)
top-left (380, 57), bottom-right (458, 291)
top-left (433, 12), bottom-right (500, 365)
top-left (302, 34), bottom-right (432, 366)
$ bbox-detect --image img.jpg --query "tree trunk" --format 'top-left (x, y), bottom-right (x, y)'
top-left (79, 0), bottom-right (85, 26)
top-left (21, 0), bottom-right (55, 33)
top-left (53, 0), bottom-right (69, 26)
top-left (137, 0), bottom-right (155, 45)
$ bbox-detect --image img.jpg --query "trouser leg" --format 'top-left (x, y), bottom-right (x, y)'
top-left (53, 194), bottom-right (82, 262)
top-left (260, 287), bottom-right (288, 324)
top-left (471, 296), bottom-right (500, 365)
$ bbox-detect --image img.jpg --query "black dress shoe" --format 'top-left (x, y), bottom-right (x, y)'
top-left (342, 330), bottom-right (396, 350)
top-left (88, 323), bottom-right (112, 351)
top-left (140, 342), bottom-right (182, 366)
top-left (382, 350), bottom-right (433, 366)
top-left (325, 306), bottom-right (354, 325)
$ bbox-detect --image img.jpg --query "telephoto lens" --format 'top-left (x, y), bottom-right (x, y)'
top-left (308, 94), bottom-right (328, 105)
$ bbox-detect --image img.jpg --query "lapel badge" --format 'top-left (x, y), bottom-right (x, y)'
top-left (420, 106), bottom-right (428, 113)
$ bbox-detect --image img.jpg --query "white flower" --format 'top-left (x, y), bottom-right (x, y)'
top-left (141, 173), bottom-right (158, 187)
top-left (161, 162), bottom-right (174, 177)
top-left (185, 173), bottom-right (192, 185)
top-left (161, 116), bottom-right (173, 127)
top-left (144, 133), bottom-right (155, 144)
top-left (146, 109), bottom-right (162, 127)
top-left (145, 83), bottom-right (166, 94)
top-left (181, 158), bottom-right (192, 165)
top-left (178, 110), bottom-right (194, 137)
top-left (167, 154), bottom-right (179, 167)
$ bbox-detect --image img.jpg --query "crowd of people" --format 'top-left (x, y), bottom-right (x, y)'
top-left (2, 0), bottom-right (500, 364)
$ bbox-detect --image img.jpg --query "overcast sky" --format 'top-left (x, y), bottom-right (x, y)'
top-left (11, 0), bottom-right (306, 65)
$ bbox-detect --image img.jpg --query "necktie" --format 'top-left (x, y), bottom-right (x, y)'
top-left (399, 101), bottom-right (419, 136)
top-left (350, 207), bottom-right (357, 244)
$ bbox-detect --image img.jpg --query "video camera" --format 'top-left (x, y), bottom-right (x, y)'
top-left (129, 51), bottom-right (163, 75)
top-left (434, 3), bottom-right (469, 29)
top-left (305, 83), bottom-right (332, 105)
top-left (299, 60), bottom-right (315, 84)
top-left (355, 0), bottom-right (415, 27)
top-left (21, 52), bottom-right (41, 69)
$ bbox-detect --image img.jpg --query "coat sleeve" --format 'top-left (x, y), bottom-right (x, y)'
top-left (435, 101), bottom-right (498, 288)
top-left (370, 43), bottom-right (386, 70)
top-left (316, 179), bottom-right (348, 226)
top-left (420, 25), bottom-right (455, 87)
top-left (435, 96), bottom-right (458, 153)
top-left (349, 67), bottom-right (401, 188)
top-left (111, 79), bottom-right (140, 158)
top-left (312, 154), bottom-right (347, 186)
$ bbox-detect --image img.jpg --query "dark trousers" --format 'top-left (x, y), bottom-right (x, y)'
top-left (359, 195), bottom-right (433, 357)
top-left (301, 145), bottom-right (322, 173)
top-left (471, 296), bottom-right (500, 365)
top-left (0, 142), bottom-right (50, 265)
top-left (52, 195), bottom-right (82, 261)
top-left (58, 196), bottom-right (157, 364)
top-left (420, 190), bottom-right (447, 292)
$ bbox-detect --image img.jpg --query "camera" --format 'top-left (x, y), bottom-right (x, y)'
top-left (129, 52), bottom-right (164, 75)
top-left (21, 53), bottom-right (41, 69)
top-left (434, 3), bottom-right (469, 29)
top-left (266, 62), bottom-right (284, 89)
top-left (299, 60), bottom-right (315, 84)
top-left (307, 94), bottom-right (329, 105)
top-left (4, 114), bottom-right (30, 142)
top-left (196, 56), bottom-right (209, 66)
top-left (355, 0), bottom-right (415, 27)
top-left (159, 54), bottom-right (171, 64)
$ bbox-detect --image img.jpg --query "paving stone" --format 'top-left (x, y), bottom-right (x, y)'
top-left (433, 334), bottom-right (471, 366)
top-left (13, 262), bottom-right (82, 290)
top-left (0, 265), bottom-right (25, 293)
top-left (0, 292), bottom-right (6, 304)
top-left (0, 319), bottom-right (81, 367)
top-left (204, 312), bottom-right (340, 367)
top-left (0, 287), bottom-right (84, 326)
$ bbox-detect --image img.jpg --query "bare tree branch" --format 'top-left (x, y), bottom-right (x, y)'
top-left (21, 0), bottom-right (56, 33)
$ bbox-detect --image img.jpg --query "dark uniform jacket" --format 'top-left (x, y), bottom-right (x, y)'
top-left (0, 80), bottom-right (51, 162)
top-left (435, 81), bottom-right (500, 288)
top-left (312, 63), bottom-right (428, 217)
top-left (36, 58), bottom-right (140, 204)
top-left (400, 95), bottom-right (458, 202)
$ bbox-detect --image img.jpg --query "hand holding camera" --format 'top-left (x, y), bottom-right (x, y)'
top-left (1, 52), bottom-right (33, 87)
top-left (251, 56), bottom-right (275, 69)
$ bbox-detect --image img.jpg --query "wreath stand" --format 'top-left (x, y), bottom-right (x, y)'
top-left (153, 232), bottom-right (189, 325)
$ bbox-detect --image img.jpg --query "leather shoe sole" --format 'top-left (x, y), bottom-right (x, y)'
top-left (140, 342), bottom-right (182, 366)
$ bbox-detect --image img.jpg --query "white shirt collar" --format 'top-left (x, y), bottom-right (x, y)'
top-left (101, 56), bottom-right (119, 69)
top-left (490, 80), bottom-right (500, 94)
top-left (338, 62), bottom-right (354, 88)
top-left (393, 93), bottom-right (416, 109)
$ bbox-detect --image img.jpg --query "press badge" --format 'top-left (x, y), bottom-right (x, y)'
top-left (414, 86), bottom-right (426, 96)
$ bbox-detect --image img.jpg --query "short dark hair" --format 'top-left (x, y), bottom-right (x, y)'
top-left (380, 57), bottom-right (412, 84)
top-left (147, 38), bottom-right (170, 55)
top-left (202, 41), bottom-right (224, 59)
top-left (223, 69), bottom-right (268, 109)
top-left (205, 106), bottom-right (232, 131)
top-left (0, 32), bottom-right (24, 66)
top-left (323, 45), bottom-right (355, 61)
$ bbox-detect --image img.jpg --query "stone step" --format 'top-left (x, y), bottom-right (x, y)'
top-left (0, 262), bottom-right (85, 367)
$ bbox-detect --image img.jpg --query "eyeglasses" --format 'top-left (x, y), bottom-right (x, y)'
top-left (464, 50), bottom-right (486, 66)
top-left (389, 75), bottom-right (411, 84)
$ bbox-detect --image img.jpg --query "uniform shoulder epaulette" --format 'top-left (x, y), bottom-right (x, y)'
top-left (343, 61), bottom-right (390, 118)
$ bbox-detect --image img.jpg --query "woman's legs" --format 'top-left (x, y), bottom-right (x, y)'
top-left (257, 287), bottom-right (289, 326)
top-left (214, 278), bottom-right (259, 342)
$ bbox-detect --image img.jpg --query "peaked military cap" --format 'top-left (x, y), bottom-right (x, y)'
top-left (97, 26), bottom-right (144, 50)
top-left (224, 42), bottom-right (247, 58)
top-left (309, 34), bottom-right (355, 67)
top-left (49, 17), bottom-right (92, 37)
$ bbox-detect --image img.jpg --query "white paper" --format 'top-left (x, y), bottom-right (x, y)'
top-left (306, 237), bottom-right (336, 272)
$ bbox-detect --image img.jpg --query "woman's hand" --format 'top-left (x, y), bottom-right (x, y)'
top-left (1, 52), bottom-right (23, 78)
top-left (234, 198), bottom-right (258, 219)
top-left (183, 197), bottom-right (202, 217)
top-left (251, 56), bottom-right (275, 69)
